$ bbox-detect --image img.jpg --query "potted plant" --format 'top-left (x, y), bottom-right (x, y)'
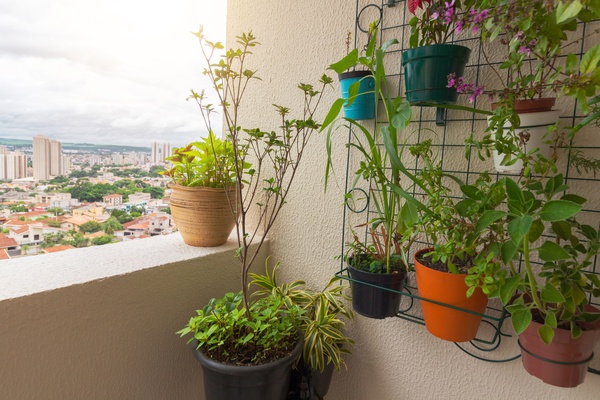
top-left (337, 30), bottom-right (376, 120)
top-left (162, 131), bottom-right (239, 247)
top-left (177, 27), bottom-right (333, 400)
top-left (406, 140), bottom-right (508, 342)
top-left (493, 174), bottom-right (600, 387)
top-left (450, 0), bottom-right (600, 173)
top-left (324, 24), bottom-right (418, 319)
top-left (402, 0), bottom-right (474, 105)
top-left (250, 262), bottom-right (354, 399)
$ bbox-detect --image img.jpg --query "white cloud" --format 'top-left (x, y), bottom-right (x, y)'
top-left (0, 0), bottom-right (227, 147)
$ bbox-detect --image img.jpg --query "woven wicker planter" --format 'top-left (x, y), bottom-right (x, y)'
top-left (169, 184), bottom-right (237, 247)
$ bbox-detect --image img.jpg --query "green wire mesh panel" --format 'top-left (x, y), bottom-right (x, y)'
top-left (337, 0), bottom-right (600, 365)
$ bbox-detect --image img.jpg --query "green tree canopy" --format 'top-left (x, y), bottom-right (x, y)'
top-left (92, 235), bottom-right (114, 246)
top-left (79, 221), bottom-right (102, 234)
top-left (110, 209), bottom-right (134, 224)
top-left (102, 217), bottom-right (123, 235)
top-left (143, 186), bottom-right (165, 199)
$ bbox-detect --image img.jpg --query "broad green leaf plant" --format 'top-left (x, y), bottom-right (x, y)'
top-left (495, 174), bottom-right (600, 344)
top-left (162, 131), bottom-right (239, 187)
top-left (250, 262), bottom-right (354, 372)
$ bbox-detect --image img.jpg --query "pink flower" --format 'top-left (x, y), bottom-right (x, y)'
top-left (474, 9), bottom-right (488, 23)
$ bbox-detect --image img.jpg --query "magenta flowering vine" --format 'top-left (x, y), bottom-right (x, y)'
top-left (407, 0), bottom-right (476, 47)
top-left (447, 73), bottom-right (485, 103)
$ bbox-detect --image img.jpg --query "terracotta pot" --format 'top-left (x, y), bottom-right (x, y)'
top-left (414, 249), bottom-right (489, 342)
top-left (491, 97), bottom-right (556, 113)
top-left (169, 183), bottom-right (237, 247)
top-left (518, 305), bottom-right (600, 388)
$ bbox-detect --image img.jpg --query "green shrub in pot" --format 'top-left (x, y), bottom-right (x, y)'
top-left (493, 174), bottom-right (600, 386)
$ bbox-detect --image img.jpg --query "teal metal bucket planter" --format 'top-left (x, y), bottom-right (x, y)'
top-left (401, 44), bottom-right (471, 105)
top-left (338, 70), bottom-right (375, 120)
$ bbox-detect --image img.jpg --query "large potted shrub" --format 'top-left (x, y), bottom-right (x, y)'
top-left (494, 174), bottom-right (600, 387)
top-left (402, 0), bottom-right (473, 105)
top-left (162, 131), bottom-right (239, 247)
top-left (406, 141), bottom-right (507, 342)
top-left (177, 27), bottom-right (333, 400)
top-left (324, 25), bottom-right (418, 319)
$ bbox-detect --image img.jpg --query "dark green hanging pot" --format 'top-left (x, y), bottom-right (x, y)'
top-left (401, 44), bottom-right (471, 105)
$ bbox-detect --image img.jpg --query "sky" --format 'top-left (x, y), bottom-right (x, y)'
top-left (0, 0), bottom-right (227, 148)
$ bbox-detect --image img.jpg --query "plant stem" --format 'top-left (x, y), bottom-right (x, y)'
top-left (522, 233), bottom-right (544, 312)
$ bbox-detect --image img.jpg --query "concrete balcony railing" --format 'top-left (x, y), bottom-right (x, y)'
top-left (0, 233), bottom-right (267, 400)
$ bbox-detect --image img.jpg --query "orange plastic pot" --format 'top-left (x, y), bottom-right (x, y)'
top-left (414, 249), bottom-right (488, 342)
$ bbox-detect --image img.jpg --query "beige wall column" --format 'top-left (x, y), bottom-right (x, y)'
top-left (226, 1), bottom-right (600, 399)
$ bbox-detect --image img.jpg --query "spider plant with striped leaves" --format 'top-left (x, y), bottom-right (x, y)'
top-left (250, 261), bottom-right (354, 372)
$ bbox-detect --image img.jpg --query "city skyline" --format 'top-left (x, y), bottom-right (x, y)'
top-left (0, 0), bottom-right (226, 148)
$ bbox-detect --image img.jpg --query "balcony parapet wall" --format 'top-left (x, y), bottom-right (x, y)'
top-left (0, 233), bottom-right (267, 399)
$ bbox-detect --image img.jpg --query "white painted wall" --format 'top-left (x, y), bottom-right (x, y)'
top-left (227, 1), bottom-right (600, 399)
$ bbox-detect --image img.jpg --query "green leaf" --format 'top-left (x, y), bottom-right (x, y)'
top-left (541, 283), bottom-right (567, 303)
top-left (538, 241), bottom-right (571, 261)
top-left (507, 304), bottom-right (532, 334)
top-left (545, 311), bottom-right (557, 328)
top-left (528, 219), bottom-right (544, 243)
top-left (580, 43), bottom-right (600, 74)
top-left (475, 210), bottom-right (507, 234)
top-left (538, 324), bottom-right (555, 345)
top-left (539, 200), bottom-right (582, 222)
top-left (560, 194), bottom-right (586, 205)
top-left (461, 184), bottom-right (481, 200)
top-left (391, 101), bottom-right (412, 129)
top-left (500, 275), bottom-right (521, 305)
top-left (501, 240), bottom-right (518, 264)
top-left (565, 53), bottom-right (578, 73)
top-left (508, 215), bottom-right (533, 246)
top-left (346, 80), bottom-right (363, 107)
top-left (551, 221), bottom-right (572, 240)
top-left (505, 178), bottom-right (524, 203)
top-left (320, 98), bottom-right (345, 132)
top-left (556, 0), bottom-right (582, 24)
top-left (329, 48), bottom-right (359, 74)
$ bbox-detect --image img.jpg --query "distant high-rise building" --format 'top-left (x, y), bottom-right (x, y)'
top-left (151, 142), bottom-right (172, 164)
top-left (0, 151), bottom-right (28, 180)
top-left (33, 135), bottom-right (63, 180)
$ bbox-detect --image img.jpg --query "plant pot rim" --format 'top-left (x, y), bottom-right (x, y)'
top-left (414, 248), bottom-right (471, 276)
top-left (192, 330), bottom-right (303, 373)
top-left (513, 296), bottom-right (600, 332)
top-left (338, 70), bottom-right (372, 80)
top-left (346, 256), bottom-right (407, 276)
top-left (402, 43), bottom-right (471, 60)
top-left (491, 97), bottom-right (557, 113)
top-left (169, 183), bottom-right (237, 192)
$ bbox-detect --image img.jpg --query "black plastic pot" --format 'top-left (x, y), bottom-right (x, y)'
top-left (192, 333), bottom-right (303, 400)
top-left (288, 361), bottom-right (335, 399)
top-left (347, 264), bottom-right (406, 319)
